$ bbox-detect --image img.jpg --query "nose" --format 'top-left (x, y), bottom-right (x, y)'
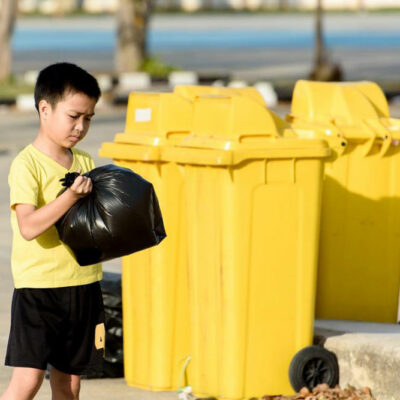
top-left (75, 119), bottom-right (84, 133)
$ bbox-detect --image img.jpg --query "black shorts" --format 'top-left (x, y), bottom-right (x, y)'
top-left (5, 281), bottom-right (105, 375)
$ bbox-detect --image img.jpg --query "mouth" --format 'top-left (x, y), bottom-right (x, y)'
top-left (69, 136), bottom-right (80, 142)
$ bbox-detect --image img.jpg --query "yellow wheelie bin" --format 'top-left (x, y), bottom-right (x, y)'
top-left (99, 92), bottom-right (193, 390)
top-left (287, 80), bottom-right (400, 323)
top-left (162, 93), bottom-right (331, 398)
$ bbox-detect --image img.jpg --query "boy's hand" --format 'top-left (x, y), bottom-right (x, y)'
top-left (67, 170), bottom-right (93, 199)
top-left (15, 170), bottom-right (94, 241)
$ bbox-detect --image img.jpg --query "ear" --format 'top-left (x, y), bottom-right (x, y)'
top-left (38, 100), bottom-right (51, 119)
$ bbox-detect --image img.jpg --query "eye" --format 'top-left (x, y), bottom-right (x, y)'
top-left (69, 115), bottom-right (78, 119)
top-left (85, 117), bottom-right (92, 122)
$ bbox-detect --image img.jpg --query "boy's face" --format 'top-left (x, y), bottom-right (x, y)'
top-left (39, 91), bottom-right (97, 149)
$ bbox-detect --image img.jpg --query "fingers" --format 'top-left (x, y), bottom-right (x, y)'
top-left (84, 177), bottom-right (93, 193)
top-left (70, 175), bottom-right (92, 196)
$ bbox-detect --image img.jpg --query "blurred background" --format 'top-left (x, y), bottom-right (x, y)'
top-left (1, 0), bottom-right (400, 105)
top-left (1, 3), bottom-right (400, 397)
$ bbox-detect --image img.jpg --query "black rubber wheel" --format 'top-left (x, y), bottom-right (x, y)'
top-left (289, 345), bottom-right (339, 392)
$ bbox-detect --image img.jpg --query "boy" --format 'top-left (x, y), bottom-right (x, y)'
top-left (1, 63), bottom-right (104, 400)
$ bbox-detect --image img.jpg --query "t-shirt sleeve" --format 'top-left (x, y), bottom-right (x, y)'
top-left (8, 158), bottom-right (39, 210)
top-left (89, 156), bottom-right (95, 170)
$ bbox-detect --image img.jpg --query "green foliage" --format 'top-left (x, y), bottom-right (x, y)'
top-left (0, 76), bottom-right (34, 99)
top-left (140, 56), bottom-right (180, 78)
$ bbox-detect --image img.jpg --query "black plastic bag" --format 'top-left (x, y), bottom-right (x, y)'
top-left (100, 272), bottom-right (123, 378)
top-left (80, 272), bottom-right (124, 379)
top-left (56, 164), bottom-right (166, 266)
top-left (101, 271), bottom-right (122, 310)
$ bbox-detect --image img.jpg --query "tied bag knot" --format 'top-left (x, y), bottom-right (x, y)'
top-left (59, 172), bottom-right (80, 188)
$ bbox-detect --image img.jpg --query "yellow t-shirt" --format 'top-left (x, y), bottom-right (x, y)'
top-left (8, 144), bottom-right (102, 289)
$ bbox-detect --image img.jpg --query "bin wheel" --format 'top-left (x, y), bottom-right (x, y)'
top-left (289, 345), bottom-right (339, 392)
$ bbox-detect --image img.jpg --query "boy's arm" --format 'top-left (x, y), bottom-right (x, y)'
top-left (15, 174), bottom-right (92, 241)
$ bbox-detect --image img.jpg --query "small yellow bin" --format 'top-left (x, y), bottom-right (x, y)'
top-left (162, 94), bottom-right (329, 398)
top-left (99, 92), bottom-right (192, 390)
top-left (288, 80), bottom-right (400, 323)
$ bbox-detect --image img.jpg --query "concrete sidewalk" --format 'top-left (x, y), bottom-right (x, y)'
top-left (0, 105), bottom-right (399, 399)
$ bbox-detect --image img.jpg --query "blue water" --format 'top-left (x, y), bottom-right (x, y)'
top-left (12, 28), bottom-right (400, 51)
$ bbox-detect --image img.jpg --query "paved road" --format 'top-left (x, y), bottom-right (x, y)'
top-left (11, 13), bottom-right (400, 82)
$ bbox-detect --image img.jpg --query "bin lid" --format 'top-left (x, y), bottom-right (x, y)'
top-left (174, 85), bottom-right (266, 106)
top-left (290, 80), bottom-right (389, 122)
top-left (114, 92), bottom-right (193, 146)
top-left (177, 94), bottom-right (289, 150)
top-left (288, 80), bottom-right (400, 144)
top-left (160, 94), bottom-right (330, 165)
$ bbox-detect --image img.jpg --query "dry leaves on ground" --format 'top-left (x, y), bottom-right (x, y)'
top-left (261, 383), bottom-right (376, 400)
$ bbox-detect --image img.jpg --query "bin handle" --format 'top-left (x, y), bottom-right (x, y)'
top-left (166, 131), bottom-right (191, 139)
top-left (238, 133), bottom-right (279, 142)
top-left (326, 120), bottom-right (347, 156)
top-left (361, 120), bottom-right (392, 157)
top-left (379, 134), bottom-right (392, 157)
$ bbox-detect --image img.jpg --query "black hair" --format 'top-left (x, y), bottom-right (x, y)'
top-left (34, 62), bottom-right (101, 111)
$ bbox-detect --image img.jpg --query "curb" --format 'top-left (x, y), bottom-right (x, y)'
top-left (0, 70), bottom-right (295, 111)
top-left (10, 70), bottom-right (400, 111)
top-left (315, 320), bottom-right (400, 400)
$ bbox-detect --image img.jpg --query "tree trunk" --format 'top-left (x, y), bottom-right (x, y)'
top-left (314, 0), bottom-right (324, 68)
top-left (77, 0), bottom-right (85, 10)
top-left (0, 0), bottom-right (18, 81)
top-left (116, 0), bottom-right (153, 73)
top-left (309, 0), bottom-right (343, 81)
top-left (279, 0), bottom-right (288, 11)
